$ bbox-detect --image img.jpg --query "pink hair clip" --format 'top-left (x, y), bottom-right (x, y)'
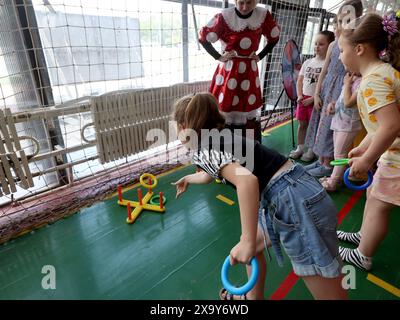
top-left (382, 13), bottom-right (398, 36)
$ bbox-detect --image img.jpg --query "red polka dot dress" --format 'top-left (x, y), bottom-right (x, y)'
top-left (199, 7), bottom-right (280, 125)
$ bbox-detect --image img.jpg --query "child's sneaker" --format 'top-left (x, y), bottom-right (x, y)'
top-left (300, 149), bottom-right (316, 162)
top-left (289, 148), bottom-right (303, 159)
top-left (308, 165), bottom-right (333, 177)
top-left (304, 160), bottom-right (321, 171)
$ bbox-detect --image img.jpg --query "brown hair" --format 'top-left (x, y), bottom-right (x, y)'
top-left (172, 92), bottom-right (225, 134)
top-left (319, 30), bottom-right (335, 44)
top-left (342, 13), bottom-right (400, 70)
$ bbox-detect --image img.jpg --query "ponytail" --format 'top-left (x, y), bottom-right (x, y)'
top-left (387, 12), bottom-right (400, 70)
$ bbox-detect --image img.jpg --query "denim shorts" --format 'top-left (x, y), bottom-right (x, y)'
top-left (259, 163), bottom-right (342, 278)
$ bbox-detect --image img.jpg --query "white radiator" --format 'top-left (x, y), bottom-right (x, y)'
top-left (91, 81), bottom-right (210, 164)
top-left (0, 109), bottom-right (34, 195)
top-left (0, 81), bottom-right (210, 195)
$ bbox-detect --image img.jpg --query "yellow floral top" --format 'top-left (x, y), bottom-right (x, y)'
top-left (357, 63), bottom-right (400, 168)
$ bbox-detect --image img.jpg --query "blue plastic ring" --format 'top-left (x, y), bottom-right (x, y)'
top-left (343, 168), bottom-right (373, 191)
top-left (221, 256), bottom-right (259, 296)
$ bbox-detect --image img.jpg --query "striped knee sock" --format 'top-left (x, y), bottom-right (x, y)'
top-left (337, 231), bottom-right (361, 246)
top-left (339, 247), bottom-right (372, 271)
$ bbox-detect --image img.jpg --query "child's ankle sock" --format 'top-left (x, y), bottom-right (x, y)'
top-left (339, 247), bottom-right (372, 271)
top-left (337, 231), bottom-right (361, 245)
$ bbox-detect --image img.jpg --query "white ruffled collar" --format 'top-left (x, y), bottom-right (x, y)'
top-left (221, 7), bottom-right (267, 32)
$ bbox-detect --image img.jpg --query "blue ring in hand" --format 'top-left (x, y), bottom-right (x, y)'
top-left (343, 168), bottom-right (373, 191)
top-left (221, 256), bottom-right (259, 296)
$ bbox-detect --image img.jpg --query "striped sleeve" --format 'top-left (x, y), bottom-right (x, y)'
top-left (192, 148), bottom-right (238, 183)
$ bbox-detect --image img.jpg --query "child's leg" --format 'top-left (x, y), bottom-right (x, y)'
top-left (330, 131), bottom-right (346, 181)
top-left (297, 120), bottom-right (308, 146)
top-left (321, 156), bottom-right (333, 168)
top-left (302, 275), bottom-right (347, 300)
top-left (339, 160), bottom-right (400, 270)
top-left (337, 187), bottom-right (372, 245)
top-left (359, 194), bottom-right (394, 256)
top-left (360, 187), bottom-right (372, 232)
top-left (290, 120), bottom-right (309, 158)
top-left (337, 188), bottom-right (372, 244)
top-left (245, 224), bottom-right (267, 299)
top-left (320, 132), bottom-right (340, 190)
top-left (340, 192), bottom-right (395, 270)
top-left (246, 254), bottom-right (266, 300)
top-left (323, 131), bottom-right (359, 190)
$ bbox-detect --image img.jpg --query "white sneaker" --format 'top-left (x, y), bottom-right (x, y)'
top-left (304, 160), bottom-right (321, 171)
top-left (300, 149), bottom-right (316, 162)
top-left (289, 149), bottom-right (303, 159)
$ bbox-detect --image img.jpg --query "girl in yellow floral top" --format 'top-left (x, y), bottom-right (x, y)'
top-left (337, 12), bottom-right (400, 271)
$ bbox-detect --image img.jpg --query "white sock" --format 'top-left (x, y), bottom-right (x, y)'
top-left (339, 247), bottom-right (372, 271)
top-left (337, 231), bottom-right (362, 245)
top-left (357, 248), bottom-right (373, 270)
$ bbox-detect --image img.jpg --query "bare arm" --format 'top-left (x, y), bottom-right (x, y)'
top-left (186, 171), bottom-right (214, 184)
top-left (362, 104), bottom-right (400, 165)
top-left (349, 103), bottom-right (400, 176)
top-left (349, 134), bottom-right (372, 156)
top-left (172, 170), bottom-right (214, 198)
top-left (221, 162), bottom-right (259, 264)
top-left (297, 71), bottom-right (314, 106)
top-left (343, 87), bottom-right (357, 108)
top-left (315, 41), bottom-right (334, 96)
top-left (343, 73), bottom-right (357, 108)
top-left (314, 41), bottom-right (334, 109)
top-left (297, 75), bottom-right (304, 101)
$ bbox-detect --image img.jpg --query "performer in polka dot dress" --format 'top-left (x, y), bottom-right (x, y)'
top-left (199, 0), bottom-right (280, 142)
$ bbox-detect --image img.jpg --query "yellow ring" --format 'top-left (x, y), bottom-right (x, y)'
top-left (139, 173), bottom-right (158, 189)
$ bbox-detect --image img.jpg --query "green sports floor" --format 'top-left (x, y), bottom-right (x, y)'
top-left (0, 121), bottom-right (399, 300)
